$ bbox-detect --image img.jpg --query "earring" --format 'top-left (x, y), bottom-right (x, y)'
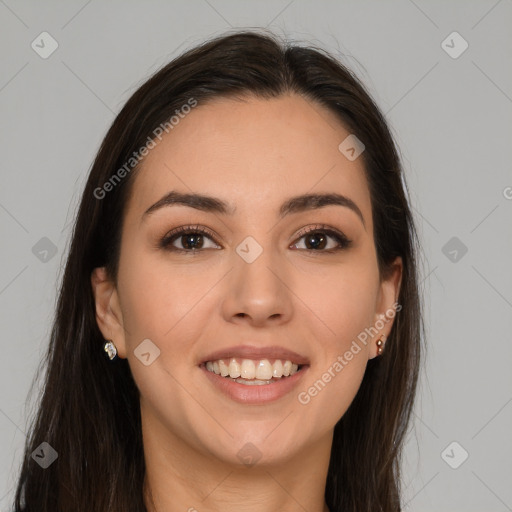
top-left (103, 340), bottom-right (117, 360)
top-left (376, 335), bottom-right (386, 356)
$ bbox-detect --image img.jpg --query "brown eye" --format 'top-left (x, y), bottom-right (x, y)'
top-left (160, 226), bottom-right (220, 252)
top-left (291, 226), bottom-right (352, 252)
top-left (304, 232), bottom-right (328, 250)
top-left (177, 233), bottom-right (205, 250)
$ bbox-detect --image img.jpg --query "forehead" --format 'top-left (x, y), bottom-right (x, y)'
top-left (125, 93), bottom-right (372, 226)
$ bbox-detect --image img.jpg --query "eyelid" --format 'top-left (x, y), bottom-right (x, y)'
top-left (165, 224), bottom-right (218, 240)
top-left (293, 223), bottom-right (347, 239)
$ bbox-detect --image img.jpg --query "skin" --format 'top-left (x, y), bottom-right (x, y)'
top-left (91, 93), bottom-right (402, 512)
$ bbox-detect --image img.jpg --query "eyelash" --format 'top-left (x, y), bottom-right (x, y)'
top-left (159, 224), bottom-right (352, 254)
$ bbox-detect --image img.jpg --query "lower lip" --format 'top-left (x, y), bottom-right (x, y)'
top-left (200, 364), bottom-right (309, 405)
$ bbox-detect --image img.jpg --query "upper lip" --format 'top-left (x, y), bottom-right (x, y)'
top-left (200, 345), bottom-right (310, 365)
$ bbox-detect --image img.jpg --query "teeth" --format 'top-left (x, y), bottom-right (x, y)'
top-left (205, 358), bottom-right (302, 381)
top-left (235, 378), bottom-right (273, 385)
top-left (229, 358), bottom-right (241, 378)
top-left (219, 359), bottom-right (229, 377)
top-left (255, 359), bottom-right (273, 380)
top-left (272, 359), bottom-right (283, 378)
top-left (240, 359), bottom-right (255, 379)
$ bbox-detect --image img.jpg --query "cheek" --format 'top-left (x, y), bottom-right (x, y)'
top-left (299, 353), bottom-right (368, 433)
top-left (116, 248), bottom-right (209, 433)
top-left (294, 259), bottom-right (380, 348)
top-left (117, 246), bottom-right (212, 344)
top-left (291, 258), bottom-right (378, 421)
top-left (116, 246), bottom-right (224, 407)
top-left (296, 315), bottom-right (372, 432)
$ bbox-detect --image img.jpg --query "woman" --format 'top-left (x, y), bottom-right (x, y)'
top-left (13, 29), bottom-right (423, 512)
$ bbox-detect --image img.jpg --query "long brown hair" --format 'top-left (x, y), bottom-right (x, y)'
top-left (13, 29), bottom-right (423, 512)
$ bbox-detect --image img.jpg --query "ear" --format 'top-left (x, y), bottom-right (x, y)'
top-left (91, 267), bottom-right (127, 359)
top-left (369, 256), bottom-right (403, 359)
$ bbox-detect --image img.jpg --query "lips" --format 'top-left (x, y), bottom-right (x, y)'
top-left (199, 344), bottom-right (310, 404)
top-left (200, 362), bottom-right (309, 404)
top-left (200, 345), bottom-right (310, 366)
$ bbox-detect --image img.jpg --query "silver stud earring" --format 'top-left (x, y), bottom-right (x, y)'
top-left (103, 340), bottom-right (117, 360)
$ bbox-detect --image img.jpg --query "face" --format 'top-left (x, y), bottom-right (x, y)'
top-left (92, 93), bottom-right (401, 468)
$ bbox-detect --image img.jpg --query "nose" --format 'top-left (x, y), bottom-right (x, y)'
top-left (221, 244), bottom-right (294, 327)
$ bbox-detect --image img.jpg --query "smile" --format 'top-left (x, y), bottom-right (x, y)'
top-left (200, 360), bottom-right (308, 405)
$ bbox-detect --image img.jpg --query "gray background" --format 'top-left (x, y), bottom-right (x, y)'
top-left (1, 1), bottom-right (511, 510)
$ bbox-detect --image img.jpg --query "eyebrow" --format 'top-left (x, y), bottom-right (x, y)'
top-left (142, 190), bottom-right (366, 228)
